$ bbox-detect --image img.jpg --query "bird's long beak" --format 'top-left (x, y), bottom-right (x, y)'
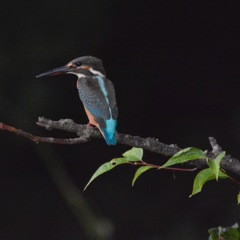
top-left (36, 65), bottom-right (69, 78)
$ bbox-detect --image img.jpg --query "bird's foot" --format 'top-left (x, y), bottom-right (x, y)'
top-left (87, 123), bottom-right (96, 128)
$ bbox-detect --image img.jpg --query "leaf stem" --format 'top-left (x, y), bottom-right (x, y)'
top-left (221, 169), bottom-right (240, 187)
top-left (128, 161), bottom-right (197, 172)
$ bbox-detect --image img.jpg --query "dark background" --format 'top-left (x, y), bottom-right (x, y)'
top-left (0, 1), bottom-right (240, 239)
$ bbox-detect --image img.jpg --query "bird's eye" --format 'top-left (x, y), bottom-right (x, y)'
top-left (75, 62), bottom-right (82, 67)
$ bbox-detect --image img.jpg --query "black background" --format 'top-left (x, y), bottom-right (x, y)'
top-left (0, 1), bottom-right (240, 239)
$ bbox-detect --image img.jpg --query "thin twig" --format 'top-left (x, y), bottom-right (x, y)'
top-left (0, 122), bottom-right (89, 144)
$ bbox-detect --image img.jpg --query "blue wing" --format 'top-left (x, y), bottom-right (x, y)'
top-left (77, 76), bottom-right (118, 145)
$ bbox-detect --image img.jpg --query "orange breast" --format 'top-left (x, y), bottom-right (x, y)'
top-left (84, 106), bottom-right (99, 127)
top-left (84, 106), bottom-right (106, 139)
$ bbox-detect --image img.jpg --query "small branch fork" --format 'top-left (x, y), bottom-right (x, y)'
top-left (1, 117), bottom-right (240, 176)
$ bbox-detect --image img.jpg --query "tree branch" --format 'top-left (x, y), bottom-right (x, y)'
top-left (1, 117), bottom-right (240, 176)
top-left (36, 117), bottom-right (181, 156)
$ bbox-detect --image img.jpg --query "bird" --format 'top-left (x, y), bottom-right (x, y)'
top-left (36, 56), bottom-right (118, 145)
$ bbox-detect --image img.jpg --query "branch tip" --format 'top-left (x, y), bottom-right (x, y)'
top-left (209, 137), bottom-right (222, 156)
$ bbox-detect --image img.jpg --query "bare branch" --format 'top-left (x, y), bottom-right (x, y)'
top-left (1, 117), bottom-right (240, 176)
top-left (0, 121), bottom-right (89, 144)
top-left (37, 117), bottom-right (182, 156)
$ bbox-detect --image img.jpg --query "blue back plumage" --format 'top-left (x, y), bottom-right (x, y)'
top-left (94, 76), bottom-right (117, 145)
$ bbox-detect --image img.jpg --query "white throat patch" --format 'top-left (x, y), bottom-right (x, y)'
top-left (67, 68), bottom-right (105, 78)
top-left (67, 72), bottom-right (86, 78)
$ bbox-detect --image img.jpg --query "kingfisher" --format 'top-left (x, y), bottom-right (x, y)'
top-left (36, 56), bottom-right (118, 145)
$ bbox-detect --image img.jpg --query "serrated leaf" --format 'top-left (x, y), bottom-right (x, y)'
top-left (132, 166), bottom-right (153, 186)
top-left (84, 158), bottom-right (128, 190)
top-left (208, 223), bottom-right (239, 240)
top-left (238, 192), bottom-right (240, 205)
top-left (190, 168), bottom-right (228, 197)
top-left (160, 147), bottom-right (205, 169)
top-left (122, 147), bottom-right (143, 162)
top-left (207, 151), bottom-right (226, 181)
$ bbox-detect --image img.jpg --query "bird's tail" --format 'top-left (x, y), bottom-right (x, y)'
top-left (100, 118), bottom-right (117, 145)
top-left (100, 128), bottom-right (117, 145)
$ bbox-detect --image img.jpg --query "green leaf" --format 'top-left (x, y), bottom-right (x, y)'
top-left (207, 151), bottom-right (226, 181)
top-left (238, 192), bottom-right (240, 205)
top-left (84, 158), bottom-right (128, 190)
top-left (190, 168), bottom-right (228, 197)
top-left (84, 148), bottom-right (144, 190)
top-left (122, 147), bottom-right (143, 162)
top-left (160, 147), bottom-right (205, 169)
top-left (132, 166), bottom-right (153, 186)
top-left (208, 223), bottom-right (239, 240)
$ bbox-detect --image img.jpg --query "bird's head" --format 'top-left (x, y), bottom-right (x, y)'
top-left (36, 56), bottom-right (106, 79)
